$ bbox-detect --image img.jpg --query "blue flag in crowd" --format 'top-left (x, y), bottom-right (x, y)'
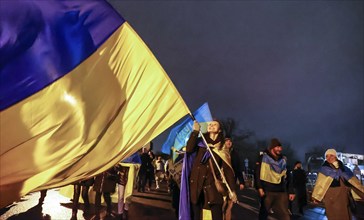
top-left (122, 152), bottom-right (141, 164)
top-left (179, 150), bottom-right (196, 220)
top-left (161, 102), bottom-right (212, 155)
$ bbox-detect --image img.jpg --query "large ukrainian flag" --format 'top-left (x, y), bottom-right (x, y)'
top-left (0, 0), bottom-right (189, 207)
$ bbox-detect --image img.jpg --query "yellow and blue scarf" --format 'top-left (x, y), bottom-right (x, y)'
top-left (260, 152), bottom-right (287, 184)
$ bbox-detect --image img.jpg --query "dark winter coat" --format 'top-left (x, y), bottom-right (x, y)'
top-left (186, 131), bottom-right (235, 207)
top-left (292, 168), bottom-right (307, 206)
top-left (230, 148), bottom-right (245, 185)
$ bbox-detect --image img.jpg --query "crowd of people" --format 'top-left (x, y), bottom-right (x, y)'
top-left (64, 144), bottom-right (170, 220)
top-left (181, 119), bottom-right (364, 220)
top-left (254, 140), bottom-right (364, 220)
top-left (67, 164), bottom-right (131, 220)
top-left (35, 120), bottom-right (364, 220)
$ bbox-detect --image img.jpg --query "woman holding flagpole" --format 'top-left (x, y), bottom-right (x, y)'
top-left (186, 120), bottom-right (237, 220)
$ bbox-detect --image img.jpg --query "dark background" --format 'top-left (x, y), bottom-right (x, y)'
top-left (108, 1), bottom-right (364, 161)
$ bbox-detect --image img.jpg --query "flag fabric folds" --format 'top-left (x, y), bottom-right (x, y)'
top-left (0, 0), bottom-right (189, 207)
top-left (179, 151), bottom-right (196, 220)
top-left (161, 102), bottom-right (212, 155)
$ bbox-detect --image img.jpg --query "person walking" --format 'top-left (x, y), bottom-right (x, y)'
top-left (222, 137), bottom-right (245, 220)
top-left (353, 164), bottom-right (361, 184)
top-left (154, 155), bottom-right (165, 190)
top-left (71, 177), bottom-right (94, 220)
top-left (93, 167), bottom-right (118, 219)
top-left (138, 146), bottom-right (155, 192)
top-left (116, 164), bottom-right (130, 220)
top-left (164, 158), bottom-right (172, 193)
top-left (255, 138), bottom-right (295, 220)
top-left (186, 120), bottom-right (237, 220)
top-left (291, 161), bottom-right (307, 216)
top-left (312, 149), bottom-right (364, 220)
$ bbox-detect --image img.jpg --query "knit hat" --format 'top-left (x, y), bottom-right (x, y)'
top-left (268, 138), bottom-right (282, 150)
top-left (325, 148), bottom-right (337, 158)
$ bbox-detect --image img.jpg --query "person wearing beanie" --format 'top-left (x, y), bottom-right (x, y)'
top-left (324, 148), bottom-right (337, 158)
top-left (312, 148), bottom-right (364, 220)
top-left (254, 138), bottom-right (295, 220)
top-left (269, 138), bottom-right (282, 150)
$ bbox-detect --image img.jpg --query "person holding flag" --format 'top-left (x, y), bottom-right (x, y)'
top-left (185, 120), bottom-right (237, 220)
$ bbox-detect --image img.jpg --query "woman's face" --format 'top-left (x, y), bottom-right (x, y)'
top-left (207, 121), bottom-right (221, 134)
top-left (326, 154), bottom-right (337, 164)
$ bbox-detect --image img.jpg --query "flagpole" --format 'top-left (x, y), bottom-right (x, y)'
top-left (199, 131), bottom-right (234, 195)
top-left (188, 114), bottom-right (236, 201)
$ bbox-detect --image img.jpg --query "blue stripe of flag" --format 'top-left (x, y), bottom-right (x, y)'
top-left (0, 0), bottom-right (125, 110)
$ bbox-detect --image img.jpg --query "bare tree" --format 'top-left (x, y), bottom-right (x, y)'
top-left (220, 117), bottom-right (301, 172)
top-left (220, 117), bottom-right (237, 137)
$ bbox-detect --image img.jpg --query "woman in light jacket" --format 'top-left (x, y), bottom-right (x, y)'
top-left (312, 149), bottom-right (364, 220)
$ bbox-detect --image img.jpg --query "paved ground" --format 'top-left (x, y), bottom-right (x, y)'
top-left (1, 181), bottom-right (364, 220)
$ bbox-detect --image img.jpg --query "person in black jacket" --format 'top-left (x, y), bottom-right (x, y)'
top-left (291, 161), bottom-right (307, 215)
top-left (254, 138), bottom-right (295, 220)
top-left (138, 146), bottom-right (155, 192)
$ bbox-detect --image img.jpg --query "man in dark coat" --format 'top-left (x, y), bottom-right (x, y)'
top-left (291, 161), bottom-right (307, 215)
top-left (186, 120), bottom-right (236, 220)
top-left (138, 146), bottom-right (155, 192)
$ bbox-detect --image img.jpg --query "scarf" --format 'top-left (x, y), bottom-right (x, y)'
top-left (262, 152), bottom-right (286, 174)
top-left (320, 161), bottom-right (354, 181)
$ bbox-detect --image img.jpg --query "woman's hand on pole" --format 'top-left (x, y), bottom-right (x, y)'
top-left (229, 191), bottom-right (238, 203)
top-left (193, 120), bottom-right (200, 131)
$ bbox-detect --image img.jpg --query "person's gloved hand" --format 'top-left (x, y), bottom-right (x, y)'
top-left (193, 121), bottom-right (200, 131)
top-left (229, 191), bottom-right (238, 203)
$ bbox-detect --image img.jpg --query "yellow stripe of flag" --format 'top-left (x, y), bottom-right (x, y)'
top-left (0, 22), bottom-right (190, 207)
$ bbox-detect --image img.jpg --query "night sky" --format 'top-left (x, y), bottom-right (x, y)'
top-left (108, 1), bottom-right (364, 160)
